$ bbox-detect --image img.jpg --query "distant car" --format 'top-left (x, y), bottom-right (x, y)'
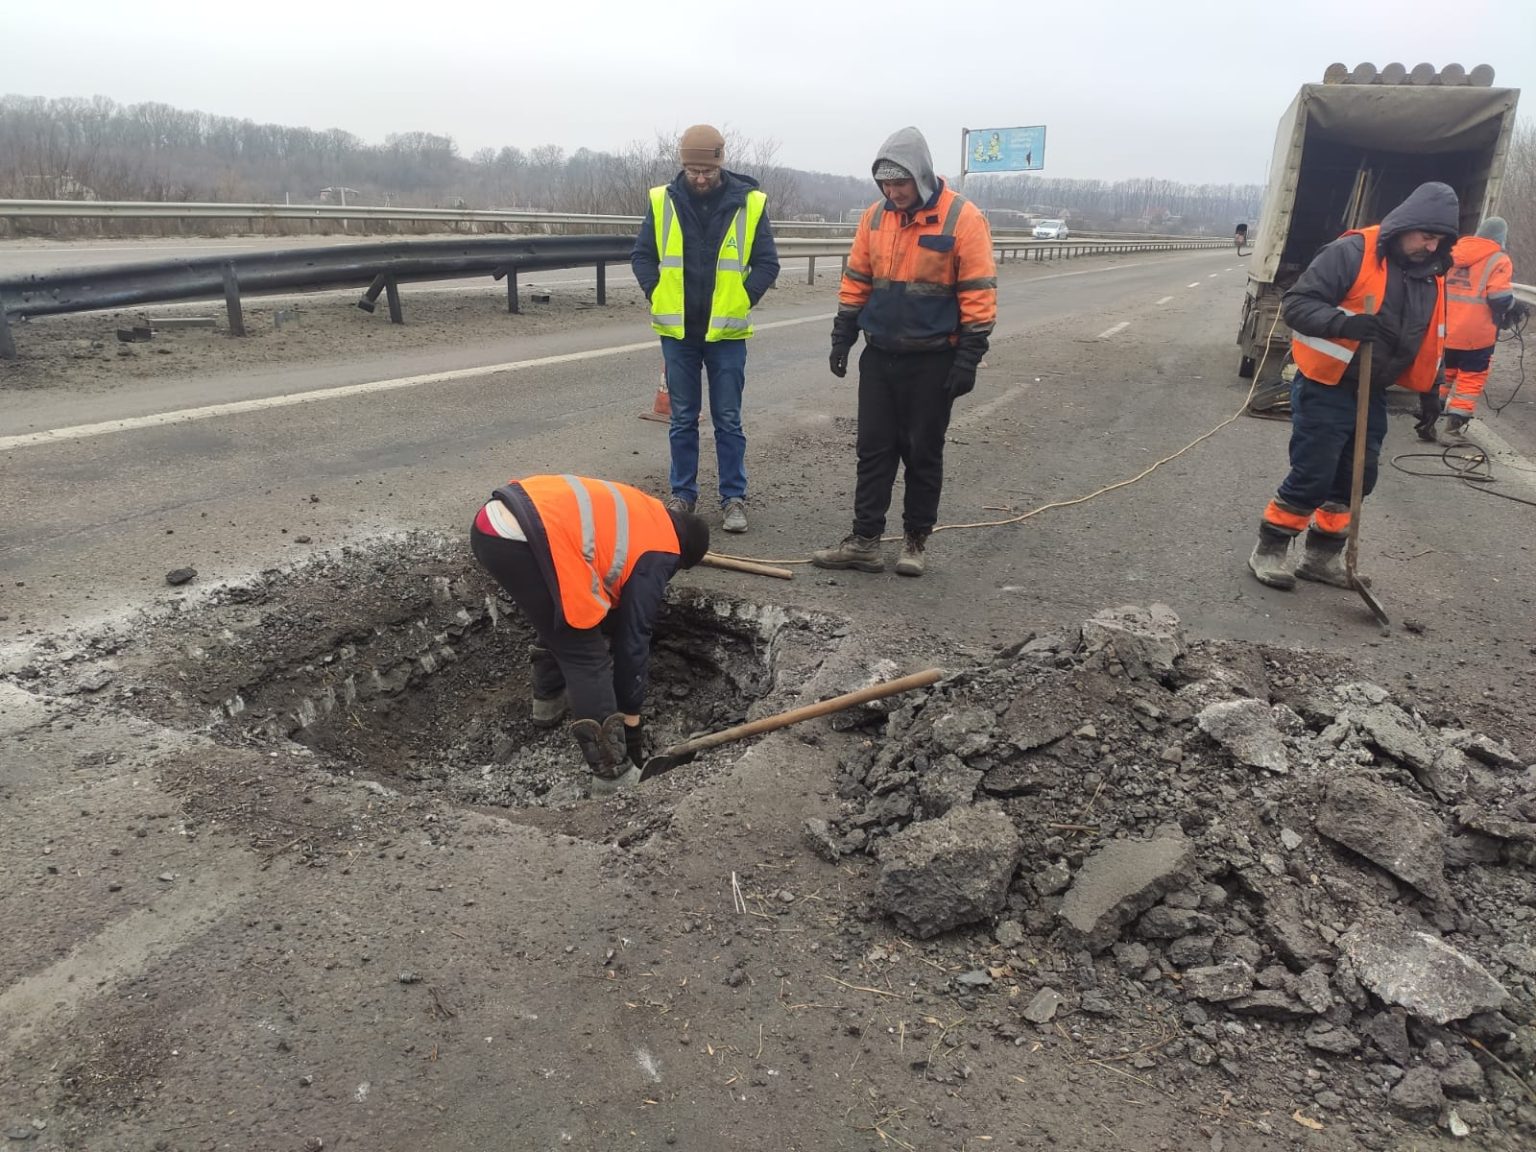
top-left (1032, 220), bottom-right (1069, 240)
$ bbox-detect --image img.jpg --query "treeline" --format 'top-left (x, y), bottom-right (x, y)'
top-left (2, 94), bottom-right (1270, 233)
top-left (966, 173), bottom-right (1265, 234)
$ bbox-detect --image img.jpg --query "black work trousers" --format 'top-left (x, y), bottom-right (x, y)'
top-left (852, 345), bottom-right (956, 538)
top-left (470, 527), bottom-right (616, 723)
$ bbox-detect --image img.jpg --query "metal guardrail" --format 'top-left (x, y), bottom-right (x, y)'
top-left (0, 230), bottom-right (1232, 360)
top-left (0, 199), bottom-right (1224, 244)
top-left (0, 235), bottom-right (633, 358)
top-left (1515, 281), bottom-right (1536, 305)
top-left (776, 235), bottom-right (1230, 285)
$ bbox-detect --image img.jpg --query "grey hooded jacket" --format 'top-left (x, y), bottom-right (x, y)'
top-left (1282, 181), bottom-right (1460, 387)
top-left (871, 126), bottom-right (941, 207)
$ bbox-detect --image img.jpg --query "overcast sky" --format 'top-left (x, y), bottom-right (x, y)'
top-left (4, 0), bottom-right (1532, 186)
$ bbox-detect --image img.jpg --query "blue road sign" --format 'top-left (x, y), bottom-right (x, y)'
top-left (965, 126), bottom-right (1046, 173)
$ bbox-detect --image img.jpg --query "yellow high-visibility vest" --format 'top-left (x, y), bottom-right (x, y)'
top-left (648, 185), bottom-right (765, 341)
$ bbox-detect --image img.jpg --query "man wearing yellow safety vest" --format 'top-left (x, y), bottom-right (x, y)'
top-left (471, 475), bottom-right (711, 795)
top-left (1249, 182), bottom-right (1460, 591)
top-left (631, 125), bottom-right (781, 535)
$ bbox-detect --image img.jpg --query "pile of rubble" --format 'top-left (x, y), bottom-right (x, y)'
top-left (808, 605), bottom-right (1536, 1146)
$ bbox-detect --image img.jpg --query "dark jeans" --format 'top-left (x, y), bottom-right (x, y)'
top-left (470, 527), bottom-right (616, 723)
top-left (660, 336), bottom-right (748, 505)
top-left (1274, 373), bottom-right (1387, 521)
top-left (852, 345), bottom-right (956, 538)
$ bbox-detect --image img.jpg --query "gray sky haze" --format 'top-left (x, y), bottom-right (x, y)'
top-left (4, 0), bottom-right (1532, 184)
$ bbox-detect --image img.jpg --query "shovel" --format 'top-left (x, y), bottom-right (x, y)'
top-left (639, 667), bottom-right (943, 782)
top-left (1345, 295), bottom-right (1390, 630)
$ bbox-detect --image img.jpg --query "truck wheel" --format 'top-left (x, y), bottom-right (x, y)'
top-left (1238, 355), bottom-right (1256, 379)
top-left (1246, 379), bottom-right (1292, 418)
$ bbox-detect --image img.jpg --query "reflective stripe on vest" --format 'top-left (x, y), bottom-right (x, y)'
top-left (648, 185), bottom-right (766, 341)
top-left (1447, 251), bottom-right (1512, 349)
top-left (515, 475), bottom-right (678, 630)
top-left (1289, 225), bottom-right (1445, 394)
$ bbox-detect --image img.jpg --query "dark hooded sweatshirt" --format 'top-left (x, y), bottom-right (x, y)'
top-left (1281, 181), bottom-right (1460, 387)
top-left (630, 169), bottom-right (781, 344)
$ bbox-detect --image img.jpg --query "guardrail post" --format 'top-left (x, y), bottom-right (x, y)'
top-left (506, 267), bottom-right (520, 314)
top-left (0, 299), bottom-right (16, 360)
top-left (385, 279), bottom-right (404, 324)
top-left (807, 255), bottom-right (816, 286)
top-left (221, 262), bottom-right (246, 337)
top-left (596, 261), bottom-right (607, 306)
top-left (357, 274), bottom-right (385, 314)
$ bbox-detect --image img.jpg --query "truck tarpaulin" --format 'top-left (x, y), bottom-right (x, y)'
top-left (1251, 84), bottom-right (1519, 283)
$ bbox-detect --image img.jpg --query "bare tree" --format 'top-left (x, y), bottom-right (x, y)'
top-left (1501, 122), bottom-right (1535, 278)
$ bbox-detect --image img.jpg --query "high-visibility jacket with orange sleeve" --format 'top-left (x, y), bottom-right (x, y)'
top-left (837, 182), bottom-right (996, 353)
top-left (1286, 225), bottom-right (1445, 394)
top-left (1446, 235), bottom-right (1514, 350)
top-left (490, 475), bottom-right (682, 713)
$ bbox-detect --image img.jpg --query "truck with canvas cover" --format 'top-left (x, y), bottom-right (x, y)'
top-left (1237, 64), bottom-right (1519, 413)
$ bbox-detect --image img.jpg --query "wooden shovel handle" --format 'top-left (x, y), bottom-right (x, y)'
top-left (1345, 294), bottom-right (1376, 574)
top-left (699, 552), bottom-right (794, 580)
top-left (656, 668), bottom-right (944, 759)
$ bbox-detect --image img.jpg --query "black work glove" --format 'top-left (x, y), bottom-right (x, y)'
top-left (623, 719), bottom-right (646, 768)
top-left (944, 334), bottom-right (989, 401)
top-left (944, 362), bottom-right (978, 400)
top-left (829, 311), bottom-right (861, 379)
top-left (830, 345), bottom-right (851, 378)
top-left (1500, 300), bottom-right (1529, 330)
top-left (1336, 312), bottom-right (1400, 349)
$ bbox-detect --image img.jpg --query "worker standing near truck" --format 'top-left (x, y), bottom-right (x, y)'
top-left (1418, 216), bottom-right (1522, 444)
top-left (1248, 182), bottom-right (1460, 591)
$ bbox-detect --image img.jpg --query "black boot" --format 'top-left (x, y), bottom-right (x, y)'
top-left (1294, 530), bottom-right (1350, 588)
top-left (1247, 531), bottom-right (1295, 590)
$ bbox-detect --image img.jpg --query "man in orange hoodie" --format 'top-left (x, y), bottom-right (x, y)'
top-left (812, 126), bottom-right (996, 578)
top-left (1417, 216), bottom-right (1523, 444)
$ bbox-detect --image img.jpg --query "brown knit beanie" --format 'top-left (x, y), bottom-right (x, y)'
top-left (679, 124), bottom-right (725, 169)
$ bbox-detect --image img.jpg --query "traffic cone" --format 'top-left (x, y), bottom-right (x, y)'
top-left (640, 363), bottom-right (671, 423)
top-left (639, 363), bottom-right (700, 424)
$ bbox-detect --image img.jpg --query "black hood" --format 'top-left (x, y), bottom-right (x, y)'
top-left (1378, 182), bottom-right (1460, 274)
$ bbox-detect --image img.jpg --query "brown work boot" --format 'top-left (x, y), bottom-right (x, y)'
top-left (572, 714), bottom-right (641, 797)
top-left (811, 533), bottom-right (884, 573)
top-left (894, 532), bottom-right (927, 577)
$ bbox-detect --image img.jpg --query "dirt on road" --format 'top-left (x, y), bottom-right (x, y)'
top-left (3, 533), bottom-right (1534, 1152)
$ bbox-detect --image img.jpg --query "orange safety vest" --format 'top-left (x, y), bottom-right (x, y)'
top-left (1289, 225), bottom-right (1445, 394)
top-left (1446, 238), bottom-right (1514, 350)
top-left (516, 475), bottom-right (680, 630)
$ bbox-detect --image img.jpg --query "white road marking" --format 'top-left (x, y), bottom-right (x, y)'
top-left (1208, 272), bottom-right (1219, 278)
top-left (0, 313), bottom-right (837, 451)
top-left (4, 251), bottom-right (1221, 450)
top-left (1096, 321), bottom-right (1130, 339)
top-left (1155, 295), bottom-right (1174, 304)
top-left (1187, 282), bottom-right (1201, 288)
top-left (953, 380), bottom-right (1035, 428)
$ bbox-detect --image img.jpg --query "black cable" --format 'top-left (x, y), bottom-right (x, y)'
top-left (1389, 443), bottom-right (1536, 509)
top-left (1486, 311), bottom-right (1528, 416)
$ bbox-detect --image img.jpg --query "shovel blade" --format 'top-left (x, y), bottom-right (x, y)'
top-left (1350, 575), bottom-right (1391, 629)
top-left (639, 751), bottom-right (690, 782)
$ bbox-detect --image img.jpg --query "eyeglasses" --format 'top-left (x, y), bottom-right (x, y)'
top-left (684, 166), bottom-right (718, 177)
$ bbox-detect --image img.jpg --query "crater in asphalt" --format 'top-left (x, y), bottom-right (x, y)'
top-left (106, 535), bottom-right (843, 808)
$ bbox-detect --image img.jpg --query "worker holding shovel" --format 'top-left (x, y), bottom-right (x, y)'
top-left (1247, 182), bottom-right (1459, 596)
